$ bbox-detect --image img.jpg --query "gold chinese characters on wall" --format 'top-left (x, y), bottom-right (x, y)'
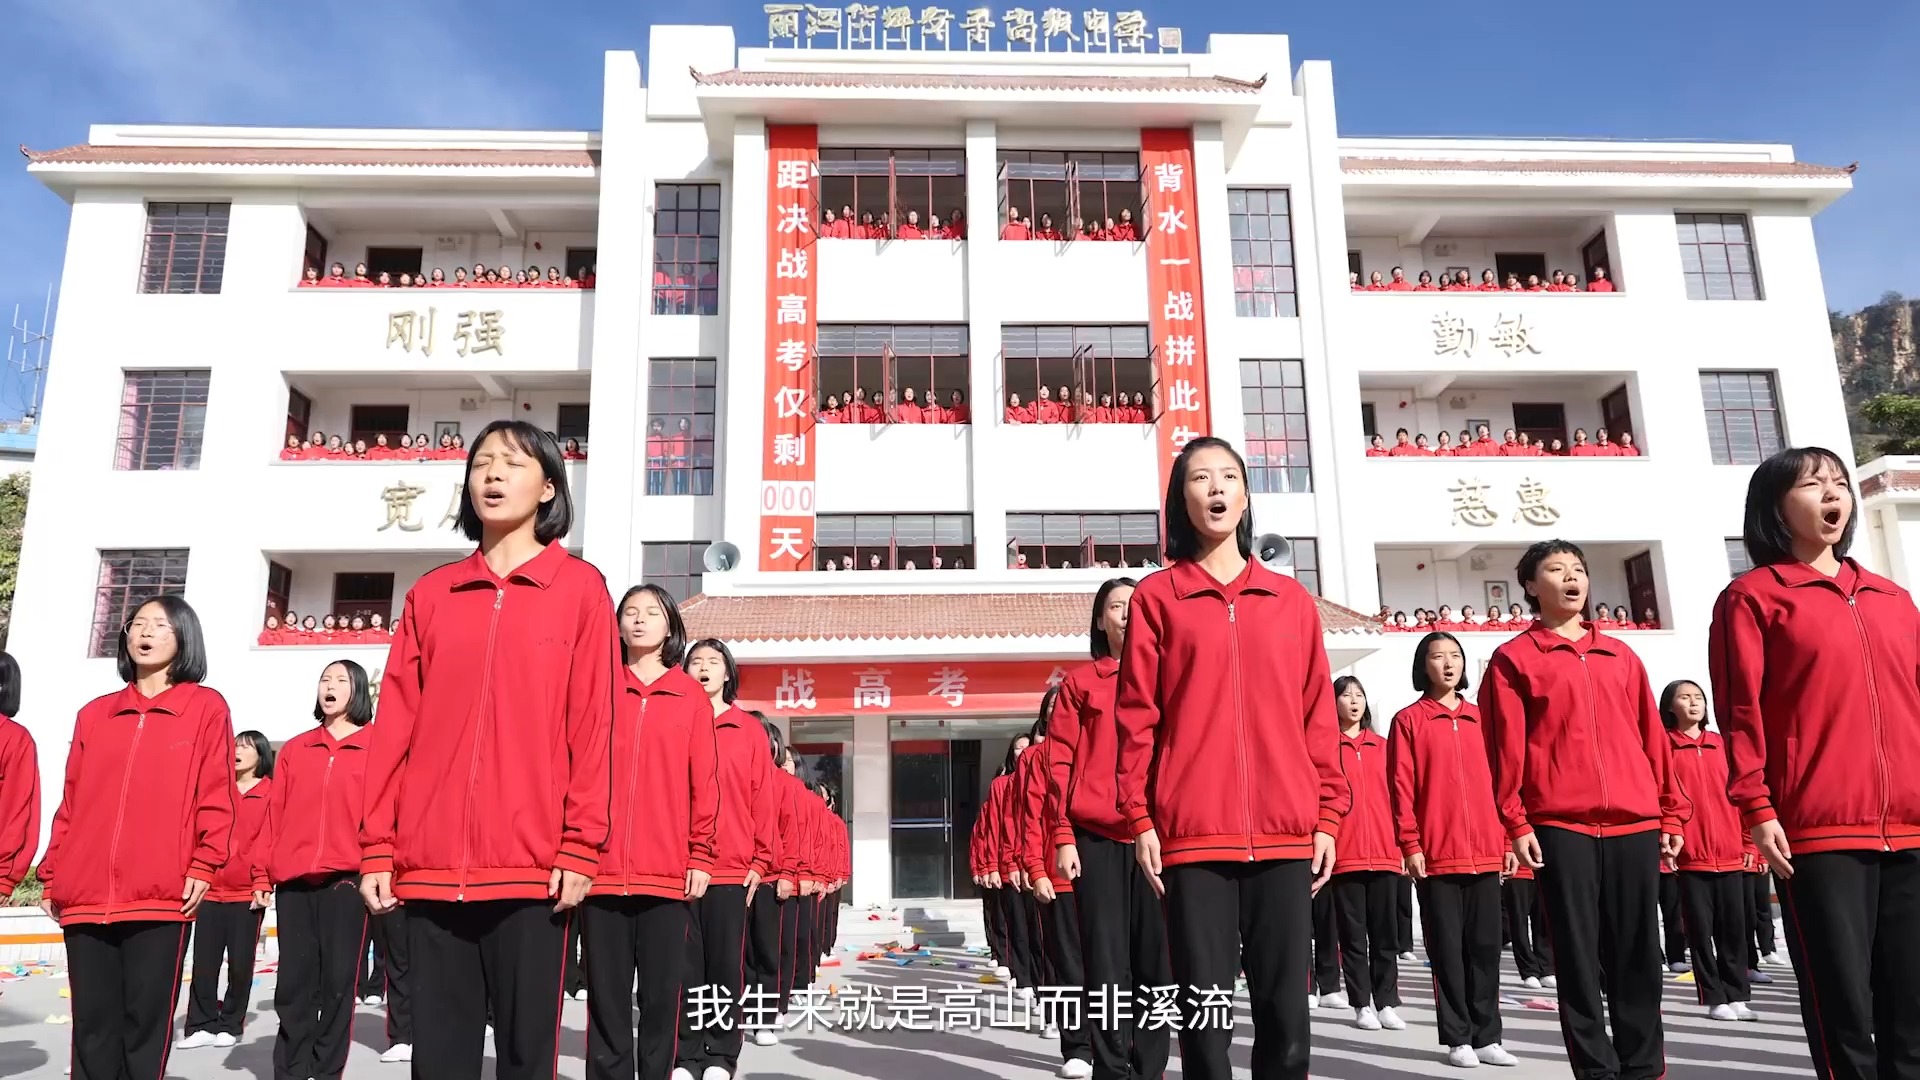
top-left (387, 308), bottom-right (506, 358)
top-left (763, 5), bottom-right (1179, 52)
top-left (1448, 477), bottom-right (1562, 528)
top-left (378, 481), bottom-right (466, 533)
top-left (1431, 313), bottom-right (1541, 359)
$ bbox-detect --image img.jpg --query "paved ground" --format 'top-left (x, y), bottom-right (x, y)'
top-left (0, 945), bottom-right (1816, 1078)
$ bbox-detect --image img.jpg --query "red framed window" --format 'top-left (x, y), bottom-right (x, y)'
top-left (816, 324), bottom-right (970, 418)
top-left (819, 148), bottom-right (966, 232)
top-left (654, 184), bottom-right (721, 315)
top-left (1240, 359), bottom-right (1313, 493)
top-left (996, 151), bottom-right (1141, 236)
top-left (1000, 325), bottom-right (1154, 420)
top-left (643, 542), bottom-right (713, 603)
top-left (1677, 213), bottom-right (1761, 301)
top-left (814, 514), bottom-right (973, 571)
top-left (89, 548), bottom-right (190, 658)
top-left (1699, 371), bottom-right (1784, 465)
top-left (332, 572), bottom-right (395, 623)
top-left (646, 359), bottom-right (718, 496)
top-left (138, 202), bottom-right (229, 294)
top-left (116, 369), bottom-right (210, 471)
top-left (1228, 189), bottom-right (1298, 317)
top-left (1005, 512), bottom-right (1161, 569)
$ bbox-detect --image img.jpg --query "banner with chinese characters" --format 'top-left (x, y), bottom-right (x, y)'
top-left (1140, 128), bottom-right (1213, 496)
top-left (761, 125), bottom-right (820, 571)
top-left (763, 5), bottom-right (1180, 52)
top-left (740, 661), bottom-right (1073, 716)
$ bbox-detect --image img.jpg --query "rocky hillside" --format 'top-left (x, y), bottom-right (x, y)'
top-left (1833, 292), bottom-right (1919, 461)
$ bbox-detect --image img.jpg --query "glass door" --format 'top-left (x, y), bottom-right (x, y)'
top-left (890, 737), bottom-right (957, 898)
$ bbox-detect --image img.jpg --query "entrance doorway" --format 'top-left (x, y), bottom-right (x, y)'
top-left (888, 717), bottom-right (1031, 900)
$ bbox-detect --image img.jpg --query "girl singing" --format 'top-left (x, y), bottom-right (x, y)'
top-left (177, 730), bottom-right (273, 1051)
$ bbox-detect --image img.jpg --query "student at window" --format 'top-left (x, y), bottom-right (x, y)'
top-left (1593, 428), bottom-right (1618, 455)
top-left (897, 211), bottom-right (926, 240)
top-left (42, 595), bottom-right (234, 1080)
top-left (1385, 429), bottom-right (1418, 457)
top-left (358, 421), bottom-right (616, 1080)
top-left (0, 653), bottom-right (36, 911)
top-left (1348, 271), bottom-right (1364, 292)
top-left (1387, 267), bottom-right (1412, 292)
top-left (1588, 267), bottom-right (1615, 292)
top-left (366, 434), bottom-right (391, 460)
top-left (943, 389), bottom-right (970, 425)
top-left (300, 266), bottom-right (322, 288)
top-left (1031, 387), bottom-right (1059, 424)
top-left (669, 418), bottom-right (693, 495)
top-left (350, 438), bottom-right (369, 459)
top-left (450, 433), bottom-right (466, 457)
top-left (1056, 385), bottom-right (1076, 422)
top-left (1484, 540), bottom-right (1687, 1080)
top-left (324, 262), bottom-right (350, 286)
top-left (1567, 429), bottom-right (1601, 457)
top-left (351, 263), bottom-right (374, 287)
top-left (1366, 271), bottom-right (1387, 291)
top-left (1003, 393), bottom-right (1032, 426)
top-left (1415, 270), bottom-right (1437, 291)
top-left (1433, 432), bottom-right (1455, 457)
top-left (563, 438), bottom-right (587, 461)
top-left (895, 387), bottom-right (926, 424)
top-left (258, 615), bottom-right (287, 646)
top-left (1326, 676), bottom-right (1407, 1034)
top-left (1391, 634), bottom-right (1518, 1067)
top-left (1115, 437), bottom-right (1343, 1080)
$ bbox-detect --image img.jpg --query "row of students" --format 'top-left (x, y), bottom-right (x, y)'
top-left (258, 611), bottom-right (392, 646)
top-left (1380, 604), bottom-right (1661, 632)
top-left (819, 206), bottom-right (967, 240)
top-left (1371, 427), bottom-right (1641, 457)
top-left (1001, 207), bottom-right (1140, 243)
top-left (1005, 389), bottom-right (1152, 425)
top-left (301, 262), bottom-right (598, 289)
top-left (1352, 267), bottom-right (1617, 293)
top-left (819, 388), bottom-right (973, 425)
top-left (282, 432), bottom-right (591, 463)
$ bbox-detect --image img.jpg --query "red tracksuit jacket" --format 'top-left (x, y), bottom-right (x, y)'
top-left (208, 778), bottom-right (273, 903)
top-left (1710, 559), bottom-right (1920, 853)
top-left (361, 543), bottom-right (618, 901)
top-left (1115, 560), bottom-right (1347, 866)
top-left (711, 705), bottom-right (776, 886)
top-left (970, 778), bottom-right (998, 879)
top-left (594, 667), bottom-right (718, 898)
top-left (1333, 728), bottom-right (1400, 873)
top-left (1046, 657), bottom-right (1129, 845)
top-left (262, 723), bottom-right (373, 886)
top-left (1388, 696), bottom-right (1506, 876)
top-left (0, 716), bottom-right (39, 896)
top-left (1015, 743), bottom-right (1071, 892)
top-left (773, 771), bottom-right (806, 889)
top-left (991, 772), bottom-right (1023, 877)
top-left (41, 682), bottom-right (236, 925)
top-left (1668, 728), bottom-right (1749, 872)
top-left (1482, 624), bottom-right (1689, 840)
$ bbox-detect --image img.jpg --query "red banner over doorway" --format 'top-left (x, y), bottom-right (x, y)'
top-left (739, 660), bottom-right (1071, 716)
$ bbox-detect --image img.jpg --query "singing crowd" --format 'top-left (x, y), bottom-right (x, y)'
top-left (280, 431), bottom-right (589, 463)
top-left (1371, 426), bottom-right (1641, 458)
top-left (1377, 603), bottom-right (1662, 633)
top-left (0, 429), bottom-right (1913, 1080)
top-left (1352, 266), bottom-right (1618, 293)
top-left (299, 263), bottom-right (598, 290)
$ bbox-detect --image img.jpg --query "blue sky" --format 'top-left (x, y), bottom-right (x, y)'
top-left (2, 0), bottom-right (1916, 421)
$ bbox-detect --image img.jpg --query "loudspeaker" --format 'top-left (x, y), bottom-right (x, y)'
top-left (703, 542), bottom-right (741, 573)
top-left (1254, 533), bottom-right (1293, 570)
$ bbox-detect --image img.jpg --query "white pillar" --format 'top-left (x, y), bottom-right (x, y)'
top-left (963, 120), bottom-right (1007, 564)
top-left (850, 712), bottom-right (892, 907)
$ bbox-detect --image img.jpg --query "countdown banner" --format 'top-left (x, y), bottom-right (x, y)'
top-left (760, 124), bottom-right (820, 570)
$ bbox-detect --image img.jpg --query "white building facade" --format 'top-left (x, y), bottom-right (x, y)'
top-left (12, 24), bottom-right (1855, 907)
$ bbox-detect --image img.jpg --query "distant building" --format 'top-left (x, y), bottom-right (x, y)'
top-left (0, 420), bottom-right (35, 480)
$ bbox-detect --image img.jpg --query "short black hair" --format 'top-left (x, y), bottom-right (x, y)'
top-left (0, 652), bottom-right (19, 717)
top-left (1331, 675), bottom-right (1372, 729)
top-left (756, 713), bottom-right (785, 765)
top-left (1395, 427), bottom-right (1408, 437)
top-left (116, 593), bottom-right (208, 685)
top-left (683, 637), bottom-right (739, 703)
top-left (456, 420), bottom-right (574, 545)
top-left (1163, 436), bottom-right (1253, 563)
top-left (1030, 685), bottom-right (1059, 741)
top-left (313, 658), bottom-right (375, 726)
top-left (234, 730), bottom-right (276, 778)
top-left (1741, 446), bottom-right (1857, 568)
top-left (1411, 632), bottom-right (1470, 693)
top-left (1658, 679), bottom-right (1706, 732)
top-left (618, 584), bottom-right (688, 667)
top-left (1516, 540), bottom-right (1588, 613)
top-left (1089, 577), bottom-right (1139, 659)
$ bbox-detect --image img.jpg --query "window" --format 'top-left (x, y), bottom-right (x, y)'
top-left (1360, 403), bottom-right (1377, 440)
top-left (646, 359), bottom-right (717, 495)
top-left (556, 404), bottom-right (590, 445)
top-left (565, 247), bottom-right (597, 280)
top-left (116, 370), bottom-right (210, 471)
top-left (1227, 190), bottom-right (1298, 317)
top-left (138, 202), bottom-right (229, 294)
top-left (1512, 403), bottom-right (1568, 449)
top-left (303, 225), bottom-right (329, 278)
top-left (997, 150), bottom-right (1141, 234)
top-left (266, 562), bottom-right (292, 623)
top-left (286, 388), bottom-right (312, 444)
top-left (349, 405), bottom-right (410, 448)
top-left (365, 246), bottom-right (423, 280)
top-left (1347, 251), bottom-right (1363, 279)
top-left (89, 549), bottom-right (190, 658)
top-left (1581, 230), bottom-right (1611, 284)
top-left (1700, 371), bottom-right (1784, 465)
top-left (654, 183), bottom-right (722, 315)
top-left (816, 324), bottom-right (969, 415)
top-left (1006, 512), bottom-right (1160, 569)
top-left (1494, 252), bottom-right (1547, 284)
top-left (333, 572), bottom-right (395, 622)
top-left (643, 542), bottom-right (712, 604)
top-left (1240, 360), bottom-right (1312, 493)
top-left (815, 514), bottom-right (973, 570)
top-left (1725, 538), bottom-right (1754, 578)
top-left (1677, 213), bottom-right (1760, 301)
top-left (1625, 552), bottom-right (1659, 626)
top-left (1600, 385), bottom-right (1637, 446)
top-left (1001, 325), bottom-right (1153, 419)
top-left (1287, 537), bottom-right (1321, 596)
top-left (819, 148), bottom-right (966, 231)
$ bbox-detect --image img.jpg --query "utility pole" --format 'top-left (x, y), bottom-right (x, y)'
top-left (5, 283), bottom-right (53, 426)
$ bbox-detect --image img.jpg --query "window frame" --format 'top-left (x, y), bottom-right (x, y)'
top-left (1699, 370), bottom-right (1785, 466)
top-left (818, 147), bottom-right (966, 234)
top-left (1000, 325), bottom-right (1155, 421)
top-left (995, 150), bottom-right (1142, 237)
top-left (1239, 359), bottom-right (1314, 494)
top-left (555, 403), bottom-right (591, 445)
top-left (348, 404), bottom-right (411, 449)
top-left (1227, 189), bottom-right (1299, 318)
top-left (364, 246), bottom-right (424, 281)
top-left (1287, 537), bottom-right (1322, 597)
top-left (115, 369), bottom-right (211, 472)
top-left (642, 541), bottom-right (713, 604)
top-left (89, 548), bottom-right (191, 658)
top-left (138, 202), bottom-right (229, 295)
top-left (1676, 212), bottom-right (1762, 301)
top-left (816, 324), bottom-right (970, 419)
top-left (1725, 538), bottom-right (1755, 578)
top-left (814, 514), bottom-right (975, 571)
top-left (645, 359), bottom-right (719, 495)
top-left (1004, 511), bottom-right (1161, 569)
top-left (653, 183), bottom-right (723, 315)
top-left (565, 247), bottom-right (598, 280)
top-left (332, 572), bottom-right (396, 623)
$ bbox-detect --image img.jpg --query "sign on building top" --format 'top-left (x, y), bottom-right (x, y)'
top-left (764, 5), bottom-right (1183, 52)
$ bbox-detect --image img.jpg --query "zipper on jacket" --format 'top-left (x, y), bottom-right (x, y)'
top-left (1448, 713), bottom-right (1469, 860)
top-left (1846, 594), bottom-right (1894, 851)
top-left (1579, 653), bottom-right (1611, 816)
top-left (459, 587), bottom-right (507, 900)
top-left (106, 713), bottom-right (147, 918)
top-left (310, 750), bottom-right (336, 878)
top-left (1225, 600), bottom-right (1255, 861)
top-left (621, 697), bottom-right (647, 896)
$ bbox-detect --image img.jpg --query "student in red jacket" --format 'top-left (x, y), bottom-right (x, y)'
top-left (1710, 446), bottom-right (1920, 1077)
top-left (1115, 437), bottom-right (1345, 1080)
top-left (178, 730), bottom-right (273, 1051)
top-left (988, 737), bottom-right (1039, 990)
top-left (267, 661), bottom-right (392, 1072)
top-left (971, 756), bottom-right (1009, 978)
top-left (1327, 676), bottom-right (1406, 1034)
top-left (773, 753), bottom-right (812, 1008)
top-left (1017, 695), bottom-right (1093, 1077)
top-left (41, 594), bottom-right (235, 1080)
top-left (587, 584), bottom-right (716, 1080)
top-left (0, 653), bottom-right (41, 907)
top-left (1047, 577), bottom-right (1171, 1080)
top-left (1661, 679), bottom-right (1759, 1022)
top-left (680, 637), bottom-right (774, 1079)
top-left (1483, 539), bottom-right (1688, 1080)
top-left (1390, 635), bottom-right (1516, 1067)
top-left (743, 714), bottom-right (790, 1049)
top-left (359, 420), bottom-right (617, 1080)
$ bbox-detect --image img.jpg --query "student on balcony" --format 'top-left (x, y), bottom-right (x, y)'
top-left (1569, 429), bottom-right (1608, 457)
top-left (1349, 272), bottom-right (1364, 292)
top-left (945, 209), bottom-right (966, 239)
top-left (1415, 271), bottom-right (1437, 291)
top-left (1366, 271), bottom-right (1388, 291)
top-left (1002, 208), bottom-right (1031, 242)
top-left (669, 418), bottom-right (692, 494)
top-left (945, 389), bottom-right (970, 425)
top-left (1434, 432), bottom-right (1456, 457)
top-left (1588, 267), bottom-right (1615, 292)
top-left (645, 419), bottom-right (668, 495)
top-left (1616, 432), bottom-right (1640, 456)
top-left (897, 211), bottom-right (927, 240)
top-left (892, 388), bottom-right (925, 423)
top-left (1005, 393), bottom-right (1033, 424)
top-left (1111, 209), bottom-right (1139, 242)
top-left (1386, 429), bottom-right (1419, 457)
top-left (1387, 268), bottom-right (1412, 292)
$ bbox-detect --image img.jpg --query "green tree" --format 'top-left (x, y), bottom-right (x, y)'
top-left (1858, 394), bottom-right (1920, 458)
top-left (0, 471), bottom-right (26, 648)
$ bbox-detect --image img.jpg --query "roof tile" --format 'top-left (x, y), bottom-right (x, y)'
top-left (690, 69), bottom-right (1264, 94)
top-left (1341, 156), bottom-right (1852, 179)
top-left (21, 145), bottom-right (599, 169)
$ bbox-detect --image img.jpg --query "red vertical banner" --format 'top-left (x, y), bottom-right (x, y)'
top-left (760, 125), bottom-right (820, 571)
top-left (1141, 128), bottom-right (1214, 499)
